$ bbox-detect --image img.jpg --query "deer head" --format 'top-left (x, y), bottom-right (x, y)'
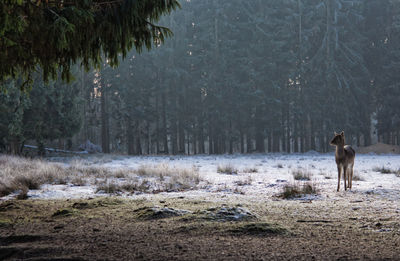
top-left (330, 131), bottom-right (345, 146)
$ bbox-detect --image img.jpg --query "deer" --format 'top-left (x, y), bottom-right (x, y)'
top-left (330, 131), bottom-right (356, 191)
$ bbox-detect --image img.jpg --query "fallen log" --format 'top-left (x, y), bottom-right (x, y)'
top-left (24, 145), bottom-right (88, 154)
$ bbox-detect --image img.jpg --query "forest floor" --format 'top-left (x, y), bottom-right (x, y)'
top-left (1, 152), bottom-right (400, 260)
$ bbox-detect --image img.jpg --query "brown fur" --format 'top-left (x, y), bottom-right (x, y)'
top-left (330, 131), bottom-right (355, 191)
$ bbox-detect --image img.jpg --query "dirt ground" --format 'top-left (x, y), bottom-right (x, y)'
top-left (1, 194), bottom-right (400, 261)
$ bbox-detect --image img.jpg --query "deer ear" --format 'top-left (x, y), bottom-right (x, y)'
top-left (340, 131), bottom-right (344, 136)
top-left (334, 131), bottom-right (338, 135)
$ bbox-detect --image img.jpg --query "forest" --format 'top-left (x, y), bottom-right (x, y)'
top-left (2, 2), bottom-right (400, 260)
top-left (1, 0), bottom-right (400, 155)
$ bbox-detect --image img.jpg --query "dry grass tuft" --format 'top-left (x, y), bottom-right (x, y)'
top-left (217, 164), bottom-right (238, 175)
top-left (96, 181), bottom-right (121, 194)
top-left (352, 171), bottom-right (364, 181)
top-left (66, 161), bottom-right (115, 178)
top-left (373, 166), bottom-right (395, 174)
top-left (242, 167), bottom-right (258, 173)
top-left (119, 180), bottom-right (150, 192)
top-left (319, 171), bottom-right (332, 179)
top-left (235, 176), bottom-right (253, 186)
top-left (280, 181), bottom-right (318, 199)
top-left (275, 163), bottom-right (284, 169)
top-left (292, 169), bottom-right (312, 181)
top-left (71, 176), bottom-right (87, 186)
top-left (134, 164), bottom-right (202, 192)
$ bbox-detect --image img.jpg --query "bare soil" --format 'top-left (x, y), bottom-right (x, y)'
top-left (1, 195), bottom-right (400, 261)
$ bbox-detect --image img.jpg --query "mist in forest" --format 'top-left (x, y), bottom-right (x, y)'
top-left (1, 0), bottom-right (399, 155)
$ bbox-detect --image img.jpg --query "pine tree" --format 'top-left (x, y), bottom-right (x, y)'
top-left (0, 0), bottom-right (180, 88)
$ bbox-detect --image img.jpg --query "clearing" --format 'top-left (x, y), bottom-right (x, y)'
top-left (1, 153), bottom-right (400, 260)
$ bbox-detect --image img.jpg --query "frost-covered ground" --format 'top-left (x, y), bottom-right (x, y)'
top-left (15, 153), bottom-right (400, 203)
top-left (2, 153), bottom-right (400, 261)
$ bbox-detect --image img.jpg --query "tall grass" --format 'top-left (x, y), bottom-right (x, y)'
top-left (0, 155), bottom-right (68, 196)
top-left (0, 155), bottom-right (203, 197)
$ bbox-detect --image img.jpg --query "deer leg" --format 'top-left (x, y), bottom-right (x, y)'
top-left (343, 166), bottom-right (348, 191)
top-left (347, 166), bottom-right (351, 189)
top-left (337, 166), bottom-right (341, 192)
top-left (350, 165), bottom-right (354, 189)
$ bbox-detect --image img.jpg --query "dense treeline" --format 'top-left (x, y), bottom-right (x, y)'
top-left (0, 74), bottom-right (81, 154)
top-left (1, 0), bottom-right (400, 155)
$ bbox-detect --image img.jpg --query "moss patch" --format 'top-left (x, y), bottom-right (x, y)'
top-left (132, 206), bottom-right (191, 220)
top-left (184, 206), bottom-right (258, 222)
top-left (94, 198), bottom-right (125, 207)
top-left (0, 201), bottom-right (19, 212)
top-left (72, 202), bottom-right (91, 209)
top-left (0, 218), bottom-right (13, 227)
top-left (229, 222), bottom-right (288, 236)
top-left (52, 208), bottom-right (75, 217)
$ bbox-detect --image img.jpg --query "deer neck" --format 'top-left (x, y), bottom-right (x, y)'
top-left (335, 144), bottom-right (345, 158)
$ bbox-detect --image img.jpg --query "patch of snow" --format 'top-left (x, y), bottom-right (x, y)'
top-left (2, 153), bottom-right (400, 203)
top-left (28, 184), bottom-right (98, 199)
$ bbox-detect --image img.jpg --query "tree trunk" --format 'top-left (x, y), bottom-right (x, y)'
top-left (155, 94), bottom-right (160, 154)
top-left (161, 90), bottom-right (169, 154)
top-left (310, 122), bottom-right (316, 151)
top-left (82, 68), bottom-right (89, 143)
top-left (186, 131), bottom-right (190, 155)
top-left (273, 131), bottom-right (280, 152)
top-left (319, 134), bottom-right (325, 152)
top-left (229, 120), bottom-right (233, 154)
top-left (397, 131), bottom-right (400, 146)
top-left (146, 121), bottom-right (151, 155)
top-left (135, 120), bottom-right (142, 155)
top-left (213, 133), bottom-right (219, 154)
top-left (301, 125), bottom-right (306, 153)
top-left (100, 85), bottom-right (110, 153)
top-left (126, 119), bottom-right (135, 155)
top-left (286, 113), bottom-right (290, 153)
top-left (246, 132), bottom-right (251, 153)
top-left (171, 119), bottom-right (178, 155)
top-left (282, 126), bottom-right (287, 153)
top-left (240, 129), bottom-right (244, 154)
top-left (198, 116), bottom-right (205, 154)
top-left (255, 126), bottom-right (264, 153)
top-left (268, 132), bottom-right (272, 153)
top-left (178, 120), bottom-right (185, 153)
top-left (10, 138), bottom-right (20, 155)
top-left (208, 119), bottom-right (214, 154)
